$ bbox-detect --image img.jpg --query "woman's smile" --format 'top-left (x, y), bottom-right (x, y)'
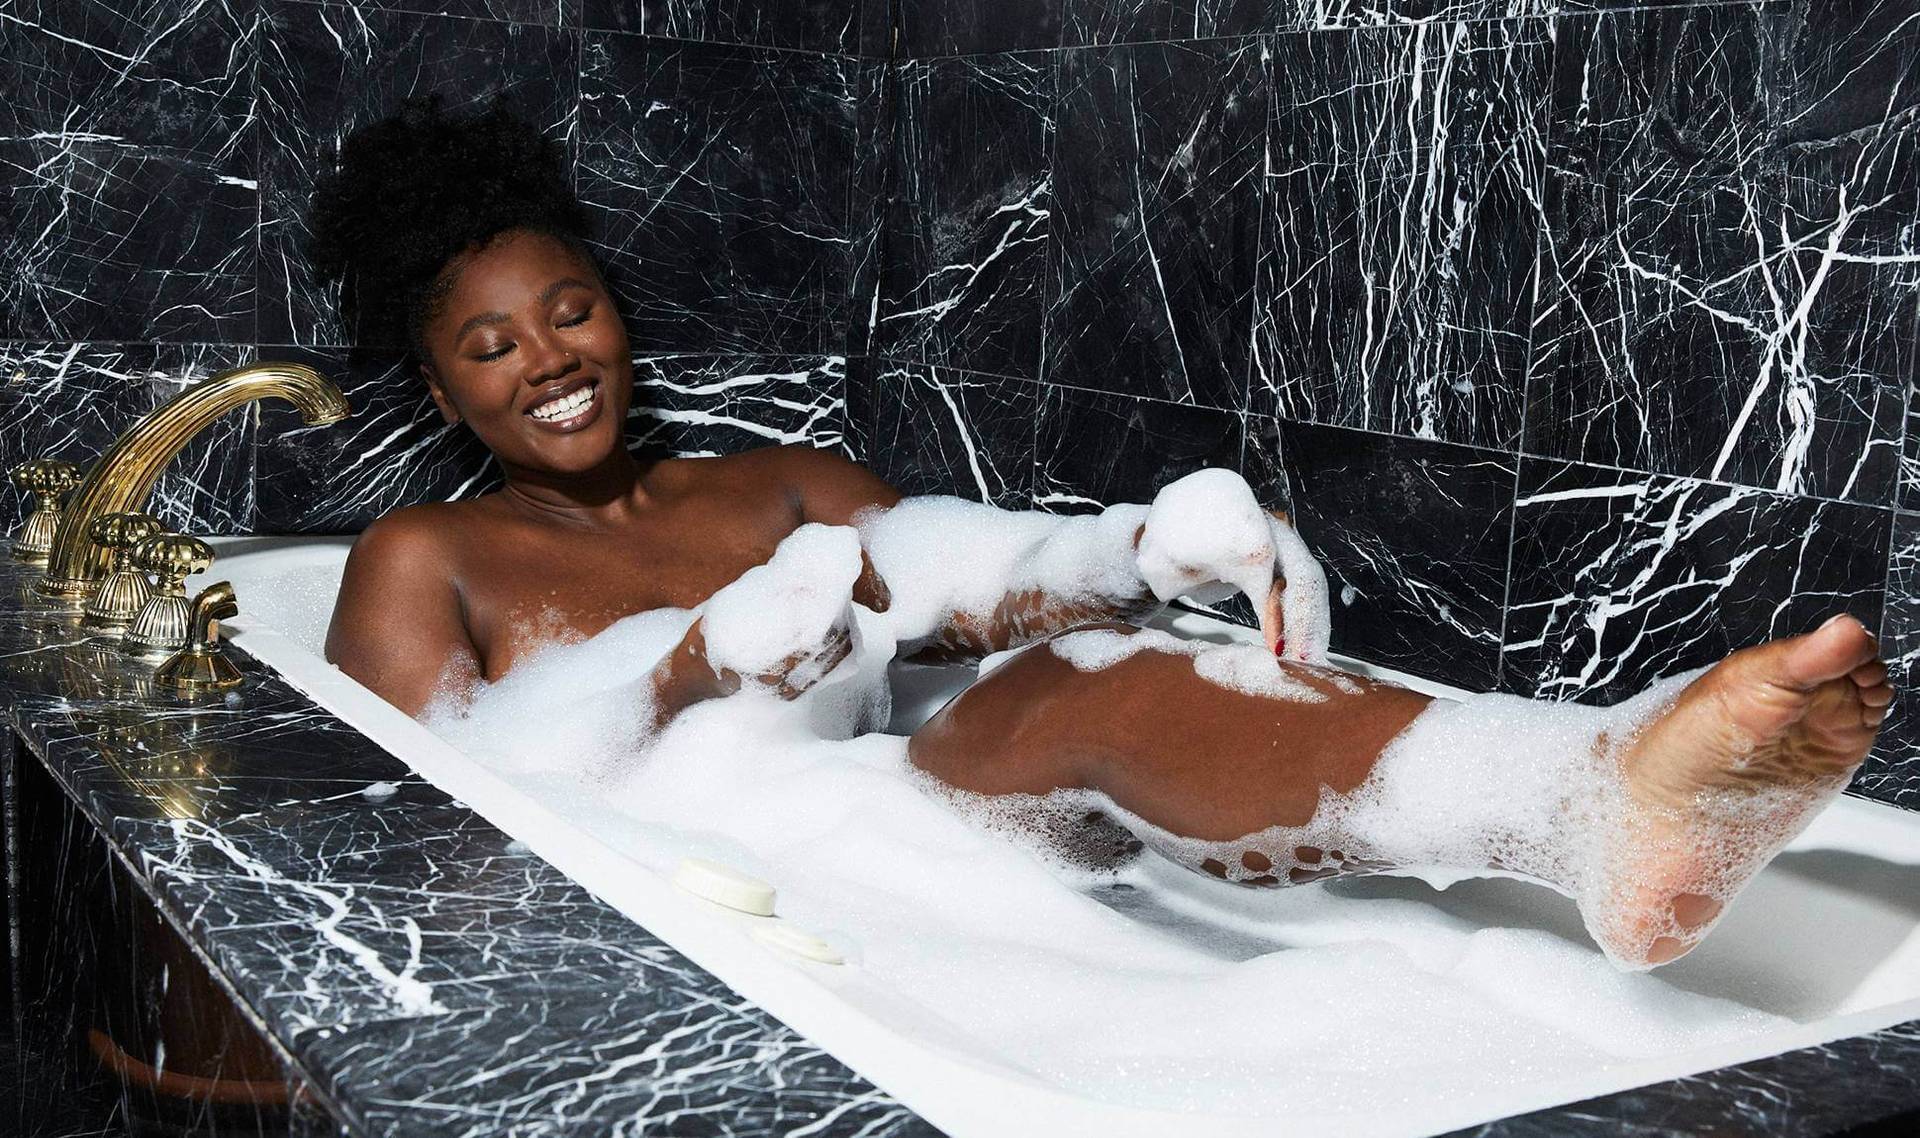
top-left (525, 376), bottom-right (602, 432)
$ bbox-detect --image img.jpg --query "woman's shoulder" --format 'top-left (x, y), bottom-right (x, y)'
top-left (345, 499), bottom-right (493, 580)
top-left (696, 444), bottom-right (895, 503)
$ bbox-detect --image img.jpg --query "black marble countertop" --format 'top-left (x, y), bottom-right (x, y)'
top-left (0, 557), bottom-right (1914, 1137)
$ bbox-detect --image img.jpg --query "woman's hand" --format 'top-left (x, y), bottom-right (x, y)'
top-left (1253, 508), bottom-right (1331, 664)
top-left (1133, 471), bottom-right (1331, 664)
top-left (697, 522), bottom-right (867, 701)
top-left (708, 608), bottom-right (855, 701)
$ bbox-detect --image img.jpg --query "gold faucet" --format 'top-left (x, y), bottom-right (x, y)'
top-left (36, 362), bottom-right (349, 605)
top-left (155, 581), bottom-right (244, 693)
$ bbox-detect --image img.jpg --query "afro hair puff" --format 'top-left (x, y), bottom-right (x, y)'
top-left (303, 90), bottom-right (599, 366)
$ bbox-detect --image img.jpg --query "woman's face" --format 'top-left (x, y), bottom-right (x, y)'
top-left (416, 228), bottom-right (633, 478)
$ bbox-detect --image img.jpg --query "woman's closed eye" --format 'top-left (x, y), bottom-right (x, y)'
top-left (474, 308), bottom-right (593, 361)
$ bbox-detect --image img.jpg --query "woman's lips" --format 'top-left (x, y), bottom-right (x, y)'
top-left (525, 378), bottom-right (603, 434)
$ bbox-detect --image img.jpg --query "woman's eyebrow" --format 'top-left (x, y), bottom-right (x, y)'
top-left (453, 277), bottom-right (594, 341)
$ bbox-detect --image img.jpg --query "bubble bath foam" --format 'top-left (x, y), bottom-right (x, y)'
top-left (206, 533), bottom-right (1920, 1136)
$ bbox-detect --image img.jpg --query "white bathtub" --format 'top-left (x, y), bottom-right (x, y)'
top-left (195, 535), bottom-right (1920, 1138)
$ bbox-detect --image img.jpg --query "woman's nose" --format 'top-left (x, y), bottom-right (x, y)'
top-left (521, 331), bottom-right (578, 385)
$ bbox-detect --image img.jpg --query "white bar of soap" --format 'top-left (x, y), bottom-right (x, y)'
top-left (673, 857), bottom-right (776, 916)
top-left (752, 920), bottom-right (844, 965)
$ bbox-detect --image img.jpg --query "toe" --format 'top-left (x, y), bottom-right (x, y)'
top-left (1779, 615), bottom-right (1880, 691)
top-left (1645, 935), bottom-right (1693, 966)
top-left (1672, 892), bottom-right (1723, 930)
top-left (1851, 661), bottom-right (1889, 688)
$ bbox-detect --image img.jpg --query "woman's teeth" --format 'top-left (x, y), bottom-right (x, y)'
top-left (529, 382), bottom-right (596, 422)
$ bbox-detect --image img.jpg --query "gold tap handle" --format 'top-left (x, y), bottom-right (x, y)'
top-left (187, 581), bottom-right (239, 648)
top-left (17, 459), bottom-right (83, 508)
top-left (11, 459), bottom-right (86, 565)
top-left (88, 512), bottom-right (162, 570)
top-left (131, 532), bottom-right (214, 593)
top-left (154, 581), bottom-right (244, 694)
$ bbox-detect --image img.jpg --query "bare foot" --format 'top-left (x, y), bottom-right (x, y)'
top-left (1586, 614), bottom-right (1892, 968)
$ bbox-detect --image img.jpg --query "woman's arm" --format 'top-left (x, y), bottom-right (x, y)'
top-left (775, 444), bottom-right (901, 612)
top-left (769, 446), bottom-right (1315, 663)
top-left (325, 514), bottom-right (483, 718)
top-left (643, 618), bottom-right (853, 730)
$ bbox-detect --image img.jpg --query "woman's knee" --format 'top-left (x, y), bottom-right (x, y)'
top-left (907, 641), bottom-right (1093, 795)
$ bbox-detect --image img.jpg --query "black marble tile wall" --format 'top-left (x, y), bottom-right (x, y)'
top-left (846, 358), bottom-right (1038, 504)
top-left (1251, 20), bottom-right (1552, 451)
top-left (868, 0), bottom-right (1920, 810)
top-left (1875, 509), bottom-right (1920, 807)
top-left (1525, 4), bottom-right (1917, 506)
top-left (257, 0), bottom-right (582, 352)
top-left (578, 35), bottom-right (859, 356)
top-left (1504, 459), bottom-right (1893, 703)
top-left (0, 344), bottom-right (257, 535)
top-left (628, 353), bottom-right (851, 458)
top-left (878, 52), bottom-right (1054, 379)
top-left (1032, 383), bottom-right (1252, 510)
top-left (1279, 421), bottom-right (1516, 688)
top-left (1046, 38), bottom-right (1265, 409)
top-left (1, 0), bottom-right (259, 346)
top-left (581, 0), bottom-right (864, 53)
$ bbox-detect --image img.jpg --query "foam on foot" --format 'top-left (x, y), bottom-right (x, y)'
top-left (1071, 617), bottom-right (1884, 971)
top-left (1596, 614), bottom-right (1887, 966)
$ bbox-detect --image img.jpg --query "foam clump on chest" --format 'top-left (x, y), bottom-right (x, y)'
top-left (697, 522), bottom-right (864, 678)
top-left (422, 605), bottom-right (697, 776)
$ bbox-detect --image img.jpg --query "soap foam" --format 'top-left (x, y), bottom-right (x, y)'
top-left (410, 497), bottom-right (1825, 1121)
top-left (856, 469), bottom-right (1321, 660)
top-left (700, 522), bottom-right (864, 680)
top-left (1135, 468), bottom-right (1275, 609)
top-left (423, 605), bottom-right (693, 778)
top-left (542, 672), bottom-right (1792, 1117)
top-left (856, 497), bottom-right (1151, 650)
top-left (1084, 661), bottom-right (1852, 970)
top-left (1050, 627), bottom-right (1328, 702)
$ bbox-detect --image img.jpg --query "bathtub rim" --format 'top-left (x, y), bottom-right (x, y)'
top-left (204, 535), bottom-right (1920, 1138)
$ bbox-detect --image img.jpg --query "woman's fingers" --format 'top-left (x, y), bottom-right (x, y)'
top-left (1262, 576), bottom-right (1287, 656)
top-left (764, 618), bottom-right (855, 700)
top-left (855, 549), bottom-right (892, 613)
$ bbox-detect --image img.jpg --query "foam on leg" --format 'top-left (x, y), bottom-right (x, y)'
top-left (1048, 627), bottom-right (1329, 703)
top-left (1049, 662), bottom-right (1845, 969)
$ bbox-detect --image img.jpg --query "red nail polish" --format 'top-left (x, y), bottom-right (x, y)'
top-left (1273, 636), bottom-right (1286, 658)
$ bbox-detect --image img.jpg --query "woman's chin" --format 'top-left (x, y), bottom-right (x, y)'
top-left (492, 421), bottom-right (630, 478)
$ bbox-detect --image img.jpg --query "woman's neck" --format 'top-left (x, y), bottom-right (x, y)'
top-left (498, 448), bottom-right (652, 528)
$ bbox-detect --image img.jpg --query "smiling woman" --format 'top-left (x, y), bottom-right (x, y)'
top-left (297, 90), bottom-right (1893, 985)
top-left (301, 92), bottom-right (907, 710)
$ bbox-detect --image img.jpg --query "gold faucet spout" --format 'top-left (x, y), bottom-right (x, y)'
top-left (37, 362), bottom-right (350, 603)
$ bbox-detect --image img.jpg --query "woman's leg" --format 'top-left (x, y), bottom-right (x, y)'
top-left (908, 618), bottom-right (1890, 969)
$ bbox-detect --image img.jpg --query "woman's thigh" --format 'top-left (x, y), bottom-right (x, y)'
top-left (908, 624), bottom-right (1435, 843)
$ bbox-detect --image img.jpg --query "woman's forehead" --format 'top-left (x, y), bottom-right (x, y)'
top-left (444, 230), bottom-right (588, 304)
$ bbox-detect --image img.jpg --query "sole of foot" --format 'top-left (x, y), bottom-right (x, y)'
top-left (1590, 614), bottom-right (1891, 969)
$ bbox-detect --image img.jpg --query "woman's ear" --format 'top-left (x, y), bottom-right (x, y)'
top-left (419, 361), bottom-right (462, 426)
